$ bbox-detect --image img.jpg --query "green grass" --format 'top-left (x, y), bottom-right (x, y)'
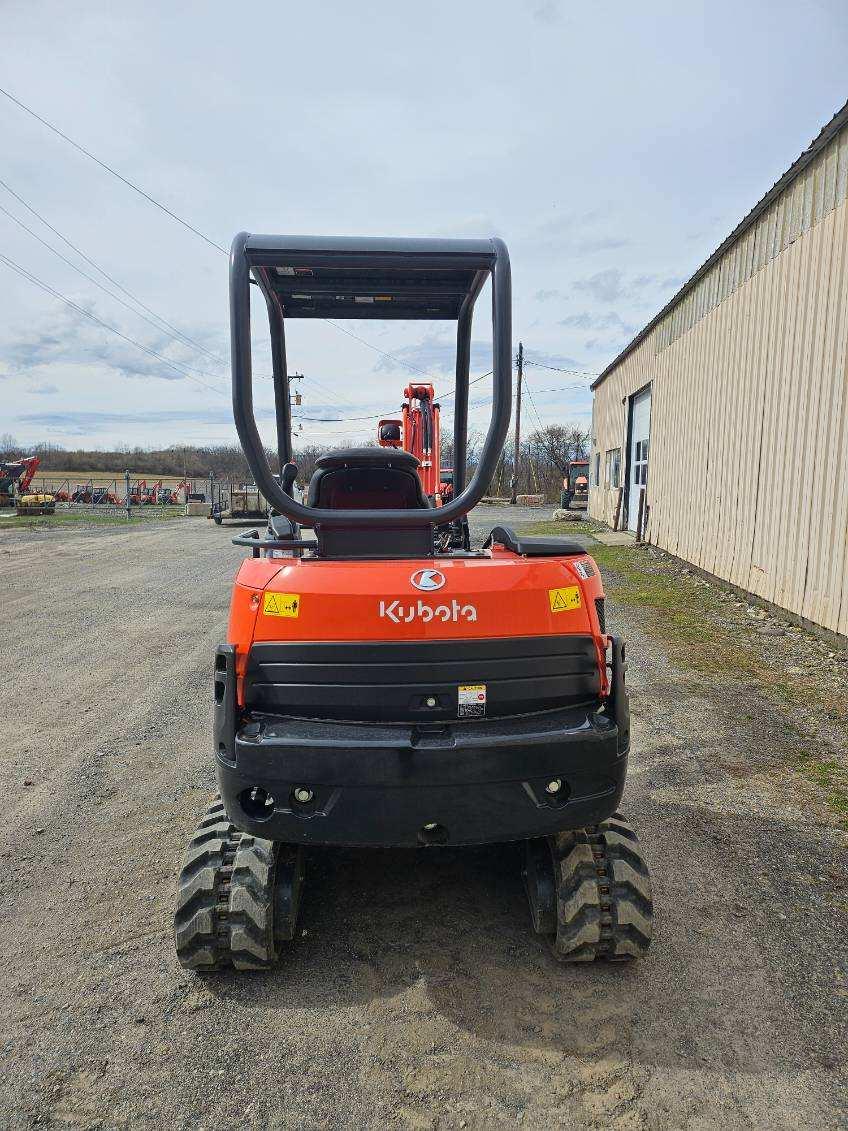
top-left (586, 544), bottom-right (758, 673)
top-left (524, 516), bottom-right (608, 537)
top-left (794, 757), bottom-right (848, 817)
top-left (526, 522), bottom-right (848, 826)
top-left (0, 506), bottom-right (189, 530)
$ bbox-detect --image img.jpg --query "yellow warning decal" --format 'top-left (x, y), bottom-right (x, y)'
top-left (548, 585), bottom-right (581, 613)
top-left (263, 592), bottom-right (300, 618)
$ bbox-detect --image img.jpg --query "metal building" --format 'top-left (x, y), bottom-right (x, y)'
top-left (589, 100), bottom-right (848, 639)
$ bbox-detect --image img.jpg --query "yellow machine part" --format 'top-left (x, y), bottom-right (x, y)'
top-left (17, 493), bottom-right (56, 514)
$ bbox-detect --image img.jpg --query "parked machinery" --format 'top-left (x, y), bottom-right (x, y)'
top-left (0, 455), bottom-right (41, 506)
top-left (210, 482), bottom-right (268, 525)
top-left (378, 385), bottom-right (467, 549)
top-left (173, 232), bottom-right (653, 972)
top-left (562, 460), bottom-right (590, 511)
top-left (70, 482), bottom-right (121, 505)
top-left (0, 456), bottom-right (56, 514)
top-left (125, 479), bottom-right (161, 505)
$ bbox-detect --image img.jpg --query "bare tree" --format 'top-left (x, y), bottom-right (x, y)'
top-left (528, 424), bottom-right (590, 474)
top-left (0, 433), bottom-right (20, 458)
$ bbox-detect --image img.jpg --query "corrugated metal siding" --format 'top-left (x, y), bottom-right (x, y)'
top-left (653, 129), bottom-right (848, 355)
top-left (589, 133), bottom-right (848, 637)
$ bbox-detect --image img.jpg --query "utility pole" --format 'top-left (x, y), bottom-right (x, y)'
top-left (510, 341), bottom-right (523, 504)
top-left (290, 371), bottom-right (304, 408)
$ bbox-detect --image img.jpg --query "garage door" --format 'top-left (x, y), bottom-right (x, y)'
top-left (627, 387), bottom-right (651, 532)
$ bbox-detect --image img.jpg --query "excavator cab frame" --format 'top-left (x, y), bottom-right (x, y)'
top-left (231, 233), bottom-right (508, 553)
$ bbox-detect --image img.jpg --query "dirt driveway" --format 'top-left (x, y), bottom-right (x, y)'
top-left (1, 516), bottom-right (846, 1129)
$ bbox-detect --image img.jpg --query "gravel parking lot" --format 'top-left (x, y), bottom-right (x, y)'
top-left (1, 512), bottom-right (846, 1130)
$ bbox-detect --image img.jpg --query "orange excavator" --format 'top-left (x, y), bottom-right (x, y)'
top-left (378, 383), bottom-right (467, 548)
top-left (172, 233), bottom-right (652, 973)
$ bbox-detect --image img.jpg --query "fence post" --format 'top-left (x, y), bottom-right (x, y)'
top-left (125, 470), bottom-right (131, 521)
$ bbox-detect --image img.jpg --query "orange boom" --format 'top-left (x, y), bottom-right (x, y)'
top-left (173, 234), bottom-right (652, 973)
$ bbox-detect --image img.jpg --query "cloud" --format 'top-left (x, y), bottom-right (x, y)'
top-left (559, 312), bottom-right (635, 334)
top-left (572, 268), bottom-right (627, 303)
top-left (14, 407), bottom-right (270, 434)
top-left (372, 332), bottom-right (493, 377)
top-left (26, 382), bottom-right (59, 396)
top-left (571, 269), bottom-right (687, 305)
top-left (0, 302), bottom-right (228, 386)
top-left (534, 289), bottom-right (562, 302)
top-left (576, 236), bottom-right (628, 254)
top-left (523, 349), bottom-right (586, 373)
top-left (530, 0), bottom-right (561, 24)
top-left (527, 212), bottom-right (628, 256)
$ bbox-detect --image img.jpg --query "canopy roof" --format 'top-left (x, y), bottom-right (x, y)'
top-left (244, 234), bottom-right (496, 320)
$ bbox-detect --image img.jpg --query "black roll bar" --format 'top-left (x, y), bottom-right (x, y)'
top-left (452, 269), bottom-right (487, 497)
top-left (258, 274), bottom-right (292, 471)
top-left (229, 232), bottom-right (511, 528)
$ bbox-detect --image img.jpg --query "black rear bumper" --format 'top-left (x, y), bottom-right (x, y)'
top-left (213, 640), bottom-right (630, 848)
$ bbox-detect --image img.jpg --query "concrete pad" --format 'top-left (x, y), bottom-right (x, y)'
top-left (593, 530), bottom-right (637, 545)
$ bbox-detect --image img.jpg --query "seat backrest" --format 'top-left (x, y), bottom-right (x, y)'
top-left (307, 448), bottom-right (430, 511)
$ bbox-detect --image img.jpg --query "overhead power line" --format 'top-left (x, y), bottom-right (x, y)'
top-left (522, 374), bottom-right (547, 434)
top-left (438, 370), bottom-right (492, 401)
top-left (0, 86), bottom-right (227, 255)
top-left (0, 251), bottom-right (228, 398)
top-left (294, 369), bottom-right (495, 423)
top-left (524, 360), bottom-right (598, 377)
top-left (0, 85), bottom-right (444, 384)
top-left (0, 200), bottom-right (230, 389)
top-left (321, 320), bottom-right (438, 380)
top-left (0, 177), bottom-right (226, 365)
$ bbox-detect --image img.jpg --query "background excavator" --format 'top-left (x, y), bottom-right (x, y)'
top-left (561, 459), bottom-right (590, 511)
top-left (378, 382), bottom-right (467, 548)
top-left (0, 455), bottom-right (55, 515)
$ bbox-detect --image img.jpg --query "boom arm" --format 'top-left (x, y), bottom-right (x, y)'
top-left (0, 456), bottom-right (40, 495)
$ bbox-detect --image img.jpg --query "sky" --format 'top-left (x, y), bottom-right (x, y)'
top-left (1, 0), bottom-right (847, 454)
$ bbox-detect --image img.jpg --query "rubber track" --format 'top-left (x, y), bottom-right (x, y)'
top-left (549, 811), bottom-right (653, 962)
top-left (174, 798), bottom-right (279, 971)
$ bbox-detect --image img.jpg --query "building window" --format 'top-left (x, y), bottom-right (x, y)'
top-left (593, 452), bottom-right (601, 487)
top-left (605, 448), bottom-right (621, 489)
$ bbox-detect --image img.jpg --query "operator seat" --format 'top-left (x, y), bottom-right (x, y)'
top-left (307, 448), bottom-right (430, 510)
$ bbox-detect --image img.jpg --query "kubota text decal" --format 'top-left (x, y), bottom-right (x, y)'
top-left (379, 599), bottom-right (477, 624)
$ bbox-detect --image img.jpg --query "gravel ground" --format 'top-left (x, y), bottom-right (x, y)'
top-left (1, 512), bottom-right (846, 1130)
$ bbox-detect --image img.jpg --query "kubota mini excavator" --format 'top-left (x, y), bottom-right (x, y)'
top-left (174, 234), bottom-right (653, 971)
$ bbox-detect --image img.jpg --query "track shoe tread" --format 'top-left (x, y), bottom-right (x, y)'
top-left (545, 814), bottom-right (653, 963)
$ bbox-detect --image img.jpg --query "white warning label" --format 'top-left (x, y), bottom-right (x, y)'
top-left (458, 683), bottom-right (487, 718)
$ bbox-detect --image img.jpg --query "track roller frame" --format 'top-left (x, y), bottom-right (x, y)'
top-left (174, 797), bottom-right (304, 972)
top-left (522, 812), bottom-right (653, 962)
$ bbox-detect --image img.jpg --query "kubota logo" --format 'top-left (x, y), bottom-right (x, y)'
top-left (379, 599), bottom-right (477, 625)
top-left (410, 568), bottom-right (446, 592)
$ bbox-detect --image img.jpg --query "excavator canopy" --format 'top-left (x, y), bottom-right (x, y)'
top-left (231, 233), bottom-right (512, 530)
top-left (244, 234), bottom-right (493, 320)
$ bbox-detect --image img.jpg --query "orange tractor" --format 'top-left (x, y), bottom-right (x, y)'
top-left (126, 479), bottom-right (163, 505)
top-left (173, 234), bottom-right (652, 971)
